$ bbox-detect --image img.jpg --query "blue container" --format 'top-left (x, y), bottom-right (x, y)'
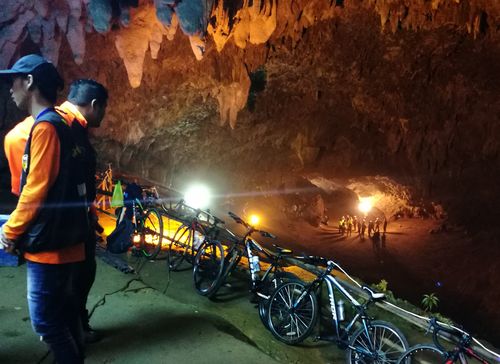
top-left (0, 215), bottom-right (22, 266)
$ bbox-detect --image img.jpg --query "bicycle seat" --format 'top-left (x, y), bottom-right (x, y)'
top-left (272, 244), bottom-right (292, 255)
top-left (362, 286), bottom-right (385, 301)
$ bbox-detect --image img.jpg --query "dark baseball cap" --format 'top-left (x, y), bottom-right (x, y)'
top-left (0, 54), bottom-right (51, 76)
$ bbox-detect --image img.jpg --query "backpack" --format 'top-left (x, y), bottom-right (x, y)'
top-left (106, 218), bottom-right (134, 254)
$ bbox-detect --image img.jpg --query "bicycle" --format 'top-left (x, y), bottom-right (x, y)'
top-left (168, 200), bottom-right (225, 271)
top-left (396, 317), bottom-right (492, 363)
top-left (266, 256), bottom-right (409, 363)
top-left (193, 211), bottom-right (296, 328)
top-left (126, 196), bottom-right (164, 259)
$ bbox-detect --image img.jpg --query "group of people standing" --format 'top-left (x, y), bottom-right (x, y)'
top-left (338, 215), bottom-right (388, 239)
top-left (0, 54), bottom-right (108, 363)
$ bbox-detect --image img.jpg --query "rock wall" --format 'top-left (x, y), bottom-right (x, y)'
top-left (1, 0), bottom-right (499, 229)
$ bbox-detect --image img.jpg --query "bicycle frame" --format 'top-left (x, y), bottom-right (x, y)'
top-left (245, 237), bottom-right (279, 293)
top-left (439, 331), bottom-right (490, 364)
top-left (224, 231), bottom-right (283, 295)
top-left (131, 199), bottom-right (145, 231)
top-left (295, 270), bottom-right (378, 358)
top-left (450, 348), bottom-right (489, 364)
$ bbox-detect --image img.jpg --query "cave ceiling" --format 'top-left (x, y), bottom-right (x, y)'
top-left (1, 0), bottom-right (500, 228)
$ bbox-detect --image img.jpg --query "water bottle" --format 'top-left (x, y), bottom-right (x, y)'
top-left (250, 255), bottom-right (261, 273)
top-left (337, 299), bottom-right (345, 321)
top-left (193, 231), bottom-right (204, 249)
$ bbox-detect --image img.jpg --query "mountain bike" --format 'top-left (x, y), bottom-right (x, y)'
top-left (267, 256), bottom-right (409, 363)
top-left (193, 211), bottom-right (296, 327)
top-left (396, 317), bottom-right (492, 363)
top-left (129, 197), bottom-right (164, 259)
top-left (168, 201), bottom-right (225, 271)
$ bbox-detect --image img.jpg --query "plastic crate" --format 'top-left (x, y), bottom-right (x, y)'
top-left (0, 214), bottom-right (21, 267)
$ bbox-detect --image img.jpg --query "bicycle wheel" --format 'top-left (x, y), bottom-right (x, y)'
top-left (193, 240), bottom-right (225, 297)
top-left (206, 247), bottom-right (242, 299)
top-left (168, 224), bottom-right (192, 271)
top-left (396, 344), bottom-right (447, 364)
top-left (140, 209), bottom-right (163, 259)
top-left (346, 320), bottom-right (409, 364)
top-left (267, 281), bottom-right (318, 345)
top-left (258, 271), bottom-right (299, 330)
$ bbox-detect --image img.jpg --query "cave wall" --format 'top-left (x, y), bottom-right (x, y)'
top-left (1, 0), bottom-right (500, 229)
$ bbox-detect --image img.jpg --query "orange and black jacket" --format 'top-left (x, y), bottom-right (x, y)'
top-left (4, 117), bottom-right (34, 195)
top-left (3, 106), bottom-right (88, 264)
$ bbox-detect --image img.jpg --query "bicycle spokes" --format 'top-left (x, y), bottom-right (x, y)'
top-left (194, 242), bottom-right (224, 293)
top-left (349, 322), bottom-right (408, 363)
top-left (269, 282), bottom-right (315, 343)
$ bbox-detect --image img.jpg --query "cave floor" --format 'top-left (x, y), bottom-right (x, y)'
top-left (1, 223), bottom-right (498, 363)
top-left (102, 202), bottom-right (500, 350)
top-left (0, 250), bottom-right (421, 364)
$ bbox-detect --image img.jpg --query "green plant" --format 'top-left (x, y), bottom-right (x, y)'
top-left (421, 293), bottom-right (439, 312)
top-left (374, 279), bottom-right (388, 293)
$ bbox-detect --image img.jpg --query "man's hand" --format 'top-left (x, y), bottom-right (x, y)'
top-left (0, 228), bottom-right (18, 255)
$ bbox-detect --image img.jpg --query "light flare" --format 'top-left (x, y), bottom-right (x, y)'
top-left (358, 197), bottom-right (373, 215)
top-left (184, 184), bottom-right (211, 209)
top-left (249, 214), bottom-right (260, 226)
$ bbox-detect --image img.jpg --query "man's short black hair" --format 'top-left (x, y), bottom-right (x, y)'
top-left (68, 79), bottom-right (108, 106)
top-left (23, 63), bottom-right (64, 104)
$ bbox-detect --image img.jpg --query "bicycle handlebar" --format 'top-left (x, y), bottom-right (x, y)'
top-left (201, 210), bottom-right (225, 226)
top-left (227, 211), bottom-right (276, 239)
top-left (228, 211), bottom-right (248, 227)
top-left (258, 230), bottom-right (276, 239)
top-left (295, 255), bottom-right (330, 265)
top-left (429, 317), bottom-right (471, 352)
top-left (173, 199), bottom-right (225, 226)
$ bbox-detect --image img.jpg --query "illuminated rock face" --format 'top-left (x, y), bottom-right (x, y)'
top-left (0, 0), bottom-right (499, 229)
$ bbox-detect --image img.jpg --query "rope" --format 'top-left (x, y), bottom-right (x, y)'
top-left (382, 297), bottom-right (500, 359)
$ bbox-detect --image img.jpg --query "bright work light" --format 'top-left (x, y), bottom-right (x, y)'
top-left (358, 197), bottom-right (373, 215)
top-left (249, 214), bottom-right (260, 226)
top-left (184, 184), bottom-right (211, 210)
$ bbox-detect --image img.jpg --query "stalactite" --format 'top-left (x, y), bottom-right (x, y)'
top-left (115, 4), bottom-right (175, 88)
top-left (0, 0), bottom-right (499, 124)
top-left (88, 0), bottom-right (113, 33)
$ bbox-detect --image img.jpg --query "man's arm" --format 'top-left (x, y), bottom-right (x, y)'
top-left (2, 123), bottom-right (60, 240)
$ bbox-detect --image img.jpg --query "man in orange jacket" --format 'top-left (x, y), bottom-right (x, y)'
top-left (3, 78), bottom-right (108, 344)
top-left (0, 54), bottom-right (87, 363)
top-left (60, 79), bottom-right (108, 343)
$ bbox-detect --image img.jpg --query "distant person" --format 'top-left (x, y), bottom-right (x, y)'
top-left (361, 219), bottom-right (366, 238)
top-left (383, 217), bottom-right (388, 235)
top-left (374, 218), bottom-right (380, 233)
top-left (347, 215), bottom-right (352, 236)
top-left (0, 54), bottom-right (87, 363)
top-left (353, 215), bottom-right (358, 232)
top-left (338, 216), bottom-right (345, 235)
top-left (368, 220), bottom-right (374, 238)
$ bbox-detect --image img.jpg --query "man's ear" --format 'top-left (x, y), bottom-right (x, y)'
top-left (26, 74), bottom-right (34, 90)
